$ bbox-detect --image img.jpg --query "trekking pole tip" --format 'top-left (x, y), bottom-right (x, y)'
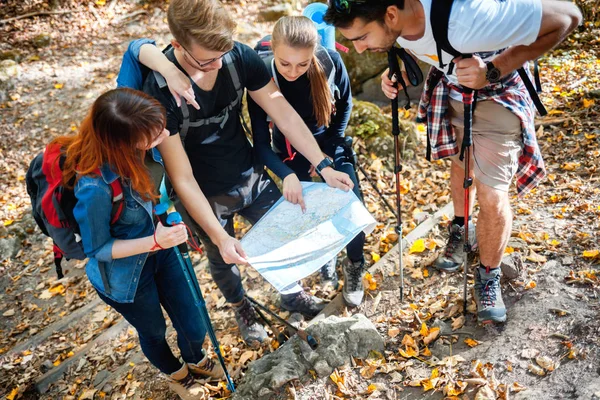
top-left (307, 335), bottom-right (319, 350)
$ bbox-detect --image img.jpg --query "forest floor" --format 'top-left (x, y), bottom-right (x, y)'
top-left (0, 1), bottom-right (599, 399)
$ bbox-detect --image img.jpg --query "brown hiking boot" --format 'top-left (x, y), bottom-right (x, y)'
top-left (167, 363), bottom-right (209, 400)
top-left (188, 351), bottom-right (225, 382)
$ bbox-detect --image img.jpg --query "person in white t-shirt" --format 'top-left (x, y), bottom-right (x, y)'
top-left (324, 0), bottom-right (581, 324)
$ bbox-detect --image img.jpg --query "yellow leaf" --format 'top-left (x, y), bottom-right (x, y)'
top-left (583, 98), bottom-right (595, 108)
top-left (420, 322), bottom-right (429, 337)
top-left (54, 83), bottom-right (64, 89)
top-left (371, 252), bottom-right (380, 262)
top-left (422, 379), bottom-right (434, 391)
top-left (364, 272), bottom-right (377, 291)
top-left (504, 246), bottom-right (514, 254)
top-left (526, 250), bottom-right (547, 263)
top-left (464, 338), bottom-right (480, 348)
top-left (583, 249), bottom-right (599, 258)
top-left (399, 179), bottom-right (411, 195)
top-left (525, 280), bottom-right (537, 290)
top-left (67, 351), bottom-right (74, 357)
top-left (95, 0), bottom-right (106, 5)
top-left (401, 334), bottom-right (417, 348)
top-left (53, 360), bottom-right (61, 367)
top-left (106, 72), bottom-right (116, 79)
top-left (423, 268), bottom-right (429, 278)
top-left (423, 327), bottom-right (440, 345)
top-left (409, 239), bottom-right (426, 254)
top-left (421, 346), bottom-right (432, 357)
top-left (417, 124), bottom-right (426, 133)
top-left (4, 220), bottom-right (14, 226)
top-left (561, 162), bottom-right (580, 171)
top-left (549, 239), bottom-right (560, 246)
top-left (585, 133), bottom-right (597, 140)
top-left (409, 303), bottom-right (418, 310)
top-left (7, 387), bottom-right (19, 400)
top-left (548, 109), bottom-right (564, 115)
top-left (367, 384), bottom-right (377, 393)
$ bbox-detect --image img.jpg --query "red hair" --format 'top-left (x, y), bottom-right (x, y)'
top-left (53, 88), bottom-right (166, 201)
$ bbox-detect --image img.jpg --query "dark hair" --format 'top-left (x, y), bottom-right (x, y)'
top-left (324, 0), bottom-right (405, 29)
top-left (53, 88), bottom-right (166, 201)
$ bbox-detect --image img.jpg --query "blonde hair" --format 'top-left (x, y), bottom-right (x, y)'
top-left (167, 0), bottom-right (236, 52)
top-left (272, 16), bottom-right (333, 128)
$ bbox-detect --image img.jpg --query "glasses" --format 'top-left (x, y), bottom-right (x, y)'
top-left (181, 45), bottom-right (229, 69)
top-left (332, 0), bottom-right (366, 13)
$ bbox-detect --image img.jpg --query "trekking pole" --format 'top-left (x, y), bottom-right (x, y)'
top-left (154, 204), bottom-right (235, 392)
top-left (245, 295), bottom-right (318, 350)
top-left (252, 301), bottom-right (288, 346)
top-left (458, 56), bottom-right (475, 314)
top-left (387, 49), bottom-right (405, 302)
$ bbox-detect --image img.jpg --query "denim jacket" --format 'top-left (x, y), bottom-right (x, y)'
top-left (73, 148), bottom-right (163, 303)
top-left (116, 38), bottom-right (156, 89)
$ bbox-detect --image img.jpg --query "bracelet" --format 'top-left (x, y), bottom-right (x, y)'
top-left (150, 230), bottom-right (165, 251)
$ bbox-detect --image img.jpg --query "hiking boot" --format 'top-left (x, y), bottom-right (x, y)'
top-left (188, 350), bottom-right (224, 382)
top-left (434, 222), bottom-right (477, 272)
top-left (342, 258), bottom-right (365, 307)
top-left (167, 363), bottom-right (208, 400)
top-left (320, 257), bottom-right (339, 291)
top-left (233, 298), bottom-right (268, 347)
top-left (473, 267), bottom-right (506, 323)
top-left (280, 291), bottom-right (325, 318)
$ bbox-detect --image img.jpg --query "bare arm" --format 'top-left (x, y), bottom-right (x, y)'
top-left (138, 44), bottom-right (200, 109)
top-left (492, 0), bottom-right (582, 77)
top-left (248, 81), bottom-right (353, 191)
top-left (157, 135), bottom-right (247, 263)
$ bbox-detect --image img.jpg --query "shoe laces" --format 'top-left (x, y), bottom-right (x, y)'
top-left (200, 357), bottom-right (215, 373)
top-left (347, 263), bottom-right (363, 291)
top-left (291, 291), bottom-right (315, 308)
top-left (176, 372), bottom-right (197, 388)
top-left (444, 226), bottom-right (463, 257)
top-left (478, 275), bottom-right (499, 307)
top-left (236, 299), bottom-right (259, 327)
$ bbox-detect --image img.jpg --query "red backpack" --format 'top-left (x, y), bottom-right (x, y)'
top-left (25, 143), bottom-right (124, 278)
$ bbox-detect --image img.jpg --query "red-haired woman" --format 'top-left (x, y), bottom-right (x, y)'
top-left (58, 88), bottom-right (235, 399)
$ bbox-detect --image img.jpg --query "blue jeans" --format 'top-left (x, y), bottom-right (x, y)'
top-left (96, 249), bottom-right (207, 374)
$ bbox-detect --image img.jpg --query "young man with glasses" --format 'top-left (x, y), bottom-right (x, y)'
top-left (139, 0), bottom-right (355, 347)
top-left (324, 0), bottom-right (581, 324)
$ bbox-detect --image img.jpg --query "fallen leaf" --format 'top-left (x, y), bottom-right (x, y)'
top-left (528, 364), bottom-right (545, 376)
top-left (521, 348), bottom-right (540, 359)
top-left (525, 280), bottom-right (537, 290)
top-left (526, 250), bottom-right (547, 263)
top-left (512, 382), bottom-right (527, 392)
top-left (54, 83), bottom-right (64, 89)
top-left (6, 388), bottom-right (18, 400)
top-left (423, 327), bottom-right (440, 345)
top-left (409, 239), bottom-right (426, 254)
top-left (583, 249), bottom-right (599, 258)
top-left (464, 338), bottom-right (481, 348)
top-left (535, 356), bottom-right (556, 371)
top-left (371, 252), bottom-right (381, 262)
top-left (474, 385), bottom-right (496, 400)
top-left (388, 327), bottom-right (400, 338)
top-left (451, 315), bottom-right (465, 330)
top-left (367, 383), bottom-right (377, 393)
top-left (239, 350), bottom-right (254, 364)
top-left (3, 309), bottom-right (15, 317)
top-left (583, 98), bottom-right (595, 108)
top-left (79, 389), bottom-right (98, 400)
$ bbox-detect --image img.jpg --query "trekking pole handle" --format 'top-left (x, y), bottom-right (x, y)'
top-left (154, 204), bottom-right (189, 254)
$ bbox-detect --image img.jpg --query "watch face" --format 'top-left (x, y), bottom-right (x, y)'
top-left (488, 68), bottom-right (501, 82)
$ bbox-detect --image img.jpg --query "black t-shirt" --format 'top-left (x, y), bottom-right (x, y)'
top-left (143, 42), bottom-right (271, 196)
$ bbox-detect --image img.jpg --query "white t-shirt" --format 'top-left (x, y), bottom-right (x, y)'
top-left (397, 0), bottom-right (543, 92)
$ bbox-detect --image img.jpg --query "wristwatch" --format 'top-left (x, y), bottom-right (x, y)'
top-left (315, 157), bottom-right (334, 174)
top-left (485, 61), bottom-right (502, 83)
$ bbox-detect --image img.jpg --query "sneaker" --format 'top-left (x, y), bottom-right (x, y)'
top-left (320, 257), bottom-right (339, 291)
top-left (167, 363), bottom-right (208, 400)
top-left (434, 222), bottom-right (477, 272)
top-left (233, 298), bottom-right (268, 347)
top-left (188, 350), bottom-right (224, 382)
top-left (280, 291), bottom-right (325, 318)
top-left (342, 258), bottom-right (365, 307)
top-left (473, 267), bottom-right (506, 323)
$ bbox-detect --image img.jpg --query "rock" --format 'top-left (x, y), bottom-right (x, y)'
top-left (232, 314), bottom-right (384, 399)
top-left (336, 32), bottom-right (387, 95)
top-left (0, 60), bottom-right (19, 93)
top-left (259, 3), bottom-right (293, 22)
top-left (588, 89), bottom-right (600, 99)
top-left (93, 369), bottom-right (109, 387)
top-left (0, 50), bottom-right (22, 62)
top-left (562, 256), bottom-right (574, 265)
top-left (32, 33), bottom-right (52, 48)
top-left (500, 252), bottom-right (523, 281)
top-left (0, 237), bottom-right (20, 262)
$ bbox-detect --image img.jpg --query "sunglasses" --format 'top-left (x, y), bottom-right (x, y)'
top-left (181, 45), bottom-right (229, 69)
top-left (332, 0), bottom-right (366, 13)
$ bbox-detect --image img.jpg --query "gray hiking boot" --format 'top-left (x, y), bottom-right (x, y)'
top-left (320, 257), bottom-right (339, 291)
top-left (281, 291), bottom-right (325, 319)
top-left (233, 298), bottom-right (268, 347)
top-left (342, 258), bottom-right (365, 307)
top-left (434, 222), bottom-right (477, 272)
top-left (473, 267), bottom-right (506, 323)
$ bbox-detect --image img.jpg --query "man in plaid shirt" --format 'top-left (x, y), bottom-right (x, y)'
top-left (325, 0), bottom-right (581, 323)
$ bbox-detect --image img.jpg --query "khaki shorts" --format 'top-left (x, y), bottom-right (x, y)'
top-left (449, 99), bottom-right (523, 192)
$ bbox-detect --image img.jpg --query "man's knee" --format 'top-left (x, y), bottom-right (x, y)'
top-left (477, 184), bottom-right (510, 213)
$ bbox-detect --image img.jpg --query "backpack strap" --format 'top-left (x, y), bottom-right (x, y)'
top-left (315, 46), bottom-right (338, 99)
top-left (430, 0), bottom-right (462, 74)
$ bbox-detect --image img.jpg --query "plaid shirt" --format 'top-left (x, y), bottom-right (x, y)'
top-left (416, 67), bottom-right (546, 196)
